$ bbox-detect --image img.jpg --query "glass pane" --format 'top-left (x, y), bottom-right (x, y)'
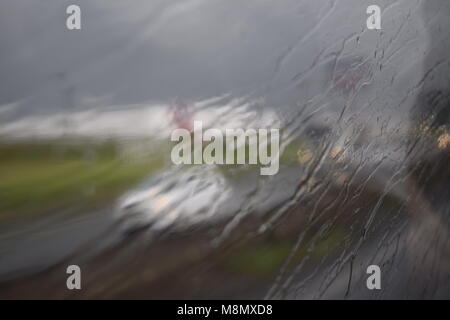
top-left (1, 0), bottom-right (449, 299)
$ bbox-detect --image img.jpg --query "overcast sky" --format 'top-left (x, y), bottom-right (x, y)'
top-left (0, 0), bottom-right (446, 125)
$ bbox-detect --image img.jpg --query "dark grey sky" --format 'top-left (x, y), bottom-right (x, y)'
top-left (0, 0), bottom-right (445, 126)
top-left (0, 0), bottom-right (308, 110)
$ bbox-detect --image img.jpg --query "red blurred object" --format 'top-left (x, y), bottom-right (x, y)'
top-left (171, 99), bottom-right (194, 132)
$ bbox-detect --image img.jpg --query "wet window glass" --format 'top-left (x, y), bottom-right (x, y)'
top-left (1, 0), bottom-right (450, 299)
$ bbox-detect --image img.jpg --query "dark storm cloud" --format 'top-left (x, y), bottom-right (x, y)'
top-left (0, 0), bottom-right (309, 116)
